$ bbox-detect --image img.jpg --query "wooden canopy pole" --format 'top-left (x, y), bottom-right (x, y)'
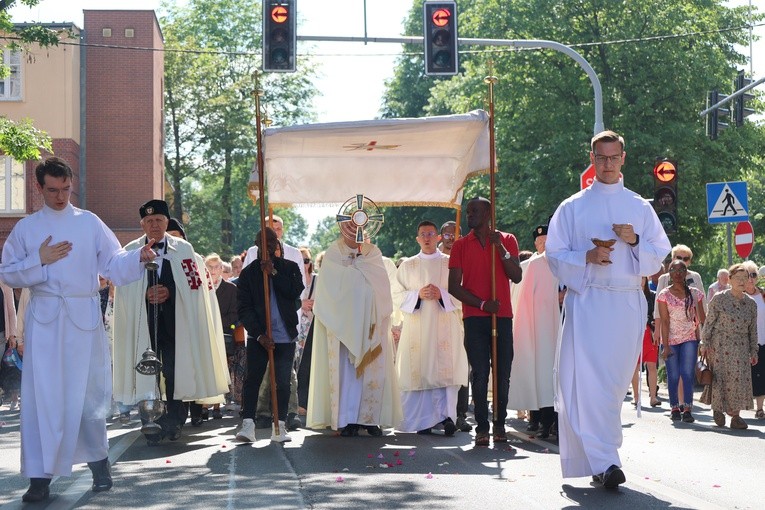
top-left (485, 73), bottom-right (499, 423)
top-left (253, 76), bottom-right (280, 436)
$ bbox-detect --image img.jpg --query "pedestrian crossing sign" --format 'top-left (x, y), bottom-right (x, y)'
top-left (706, 181), bottom-right (748, 224)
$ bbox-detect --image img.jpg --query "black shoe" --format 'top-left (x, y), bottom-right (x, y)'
top-left (340, 424), bottom-right (359, 437)
top-left (166, 425), bottom-right (182, 441)
top-left (87, 458), bottom-right (113, 492)
top-left (526, 421), bottom-right (540, 432)
top-left (682, 410), bottom-right (695, 423)
top-left (670, 408), bottom-right (681, 421)
top-left (190, 416), bottom-right (204, 427)
top-left (455, 415), bottom-right (472, 432)
top-left (417, 427), bottom-right (432, 435)
top-left (22, 478), bottom-right (51, 503)
top-left (255, 415), bottom-right (272, 429)
top-left (212, 409), bottom-right (223, 420)
top-left (537, 428), bottom-right (550, 439)
top-left (594, 465), bottom-right (626, 489)
top-left (443, 418), bottom-right (456, 437)
top-left (365, 425), bottom-right (383, 436)
top-left (201, 408), bottom-right (210, 421)
top-left (287, 413), bottom-right (302, 431)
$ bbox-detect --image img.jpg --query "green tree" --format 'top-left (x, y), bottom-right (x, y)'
top-left (0, 0), bottom-right (63, 160)
top-left (382, 0), bottom-right (765, 280)
top-left (161, 0), bottom-right (317, 257)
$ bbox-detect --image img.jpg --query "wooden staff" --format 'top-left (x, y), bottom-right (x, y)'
top-left (485, 73), bottom-right (499, 422)
top-left (253, 77), bottom-right (280, 436)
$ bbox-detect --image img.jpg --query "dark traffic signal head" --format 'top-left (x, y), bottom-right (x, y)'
top-left (263, 0), bottom-right (296, 72)
top-left (652, 158), bottom-right (678, 234)
top-left (424, 1), bottom-right (458, 76)
top-left (734, 70), bottom-right (755, 127)
top-left (707, 90), bottom-right (729, 140)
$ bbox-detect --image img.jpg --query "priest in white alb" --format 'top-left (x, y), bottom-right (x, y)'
top-left (307, 220), bottom-right (401, 436)
top-left (0, 158), bottom-right (158, 503)
top-left (508, 223), bottom-right (561, 439)
top-left (546, 131), bottom-right (670, 489)
top-left (394, 221), bottom-right (468, 435)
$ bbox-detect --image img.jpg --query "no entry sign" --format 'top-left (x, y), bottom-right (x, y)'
top-left (735, 220), bottom-right (754, 259)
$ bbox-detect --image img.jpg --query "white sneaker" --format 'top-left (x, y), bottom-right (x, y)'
top-left (270, 420), bottom-right (292, 443)
top-left (236, 418), bottom-right (256, 442)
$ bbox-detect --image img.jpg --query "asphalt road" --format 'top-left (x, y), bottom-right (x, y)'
top-left (1, 385), bottom-right (763, 509)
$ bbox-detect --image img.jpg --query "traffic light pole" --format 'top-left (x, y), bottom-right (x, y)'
top-left (297, 35), bottom-right (605, 134)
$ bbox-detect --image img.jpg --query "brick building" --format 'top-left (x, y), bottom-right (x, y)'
top-left (0, 10), bottom-right (164, 246)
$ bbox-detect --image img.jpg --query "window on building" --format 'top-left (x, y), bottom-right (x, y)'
top-left (0, 49), bottom-right (22, 101)
top-left (0, 156), bottom-right (26, 213)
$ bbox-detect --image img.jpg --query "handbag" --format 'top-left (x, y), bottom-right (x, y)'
top-left (695, 354), bottom-right (712, 386)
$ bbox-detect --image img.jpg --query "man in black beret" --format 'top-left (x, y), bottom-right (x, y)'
top-left (112, 200), bottom-right (229, 445)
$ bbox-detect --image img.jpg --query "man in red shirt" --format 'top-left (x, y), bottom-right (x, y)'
top-left (448, 197), bottom-right (522, 446)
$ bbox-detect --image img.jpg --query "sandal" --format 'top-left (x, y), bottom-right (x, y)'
top-left (475, 431), bottom-right (490, 446)
top-left (755, 409), bottom-right (765, 420)
top-left (493, 428), bottom-right (508, 443)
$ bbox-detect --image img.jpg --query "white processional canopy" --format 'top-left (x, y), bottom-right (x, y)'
top-left (248, 109), bottom-right (490, 209)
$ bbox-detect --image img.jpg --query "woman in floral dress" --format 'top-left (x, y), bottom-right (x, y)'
top-left (700, 263), bottom-right (759, 429)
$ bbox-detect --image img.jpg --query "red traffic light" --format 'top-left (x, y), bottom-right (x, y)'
top-left (271, 6), bottom-right (288, 23)
top-left (431, 8), bottom-right (451, 27)
top-left (653, 160), bottom-right (676, 183)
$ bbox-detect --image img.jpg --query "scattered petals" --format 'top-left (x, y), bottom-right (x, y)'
top-left (379, 463), bottom-right (389, 469)
top-left (367, 454), bottom-right (373, 458)
top-left (377, 453), bottom-right (385, 459)
top-left (342, 468), bottom-right (349, 472)
top-left (713, 485), bottom-right (721, 488)
top-left (393, 451), bottom-right (400, 457)
top-left (335, 476), bottom-right (344, 482)
top-left (408, 450), bottom-right (416, 456)
top-left (386, 462), bottom-right (394, 467)
top-left (165, 459), bottom-right (171, 464)
top-left (221, 444), bottom-right (227, 449)
top-left (425, 472), bottom-right (433, 479)
top-left (396, 459), bottom-right (403, 465)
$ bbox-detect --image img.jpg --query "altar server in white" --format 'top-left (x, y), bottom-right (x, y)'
top-left (394, 221), bottom-right (468, 434)
top-left (546, 131), bottom-right (670, 489)
top-left (0, 158), bottom-right (157, 502)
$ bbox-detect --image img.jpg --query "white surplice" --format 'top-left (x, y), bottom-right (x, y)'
top-left (307, 239), bottom-right (401, 430)
top-left (0, 204), bottom-right (145, 478)
top-left (545, 179), bottom-right (670, 478)
top-left (508, 252), bottom-right (561, 411)
top-left (394, 251), bottom-right (468, 432)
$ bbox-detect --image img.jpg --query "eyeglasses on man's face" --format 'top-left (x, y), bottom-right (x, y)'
top-left (675, 255), bottom-right (691, 262)
top-left (593, 153), bottom-right (622, 164)
top-left (441, 233), bottom-right (455, 240)
top-left (418, 231), bottom-right (439, 239)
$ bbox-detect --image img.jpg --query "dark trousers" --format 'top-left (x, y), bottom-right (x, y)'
top-left (463, 316), bottom-right (513, 434)
top-left (155, 337), bottom-right (188, 431)
top-left (297, 321), bottom-right (314, 409)
top-left (242, 340), bottom-right (295, 422)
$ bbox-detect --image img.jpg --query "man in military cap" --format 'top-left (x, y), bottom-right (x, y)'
top-left (112, 200), bottom-right (229, 444)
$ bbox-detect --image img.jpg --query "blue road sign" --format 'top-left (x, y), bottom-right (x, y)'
top-left (706, 181), bottom-right (748, 224)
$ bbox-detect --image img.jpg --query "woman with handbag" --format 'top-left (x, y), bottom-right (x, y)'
top-left (657, 260), bottom-right (705, 422)
top-left (700, 263), bottom-right (758, 429)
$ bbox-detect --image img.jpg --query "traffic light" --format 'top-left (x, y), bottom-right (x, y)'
top-left (706, 90), bottom-right (729, 140)
top-left (263, 0), bottom-right (296, 72)
top-left (424, 1), bottom-right (458, 76)
top-left (734, 70), bottom-right (755, 127)
top-left (652, 158), bottom-right (678, 234)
